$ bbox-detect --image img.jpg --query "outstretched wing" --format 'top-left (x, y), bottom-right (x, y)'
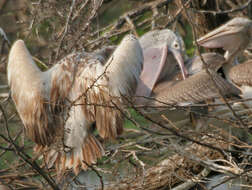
top-left (34, 51), bottom-right (106, 175)
top-left (40, 35), bottom-right (143, 175)
top-left (7, 40), bottom-right (68, 146)
top-left (9, 36), bottom-right (143, 175)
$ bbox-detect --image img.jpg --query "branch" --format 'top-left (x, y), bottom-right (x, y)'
top-left (191, 0), bottom-right (252, 15)
top-left (0, 27), bottom-right (10, 46)
top-left (56, 0), bottom-right (76, 59)
top-left (180, 0), bottom-right (248, 133)
top-left (103, 135), bottom-right (228, 190)
top-left (0, 104), bottom-right (60, 190)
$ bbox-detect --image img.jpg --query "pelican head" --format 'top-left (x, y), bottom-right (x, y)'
top-left (197, 17), bottom-right (252, 60)
top-left (136, 29), bottom-right (187, 98)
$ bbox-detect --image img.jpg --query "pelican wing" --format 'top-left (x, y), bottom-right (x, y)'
top-left (7, 40), bottom-right (64, 146)
top-left (8, 35), bottom-right (143, 175)
top-left (153, 70), bottom-right (241, 106)
top-left (77, 35), bottom-right (143, 139)
top-left (36, 50), bottom-right (113, 175)
top-left (229, 60), bottom-right (252, 87)
top-left (53, 35), bottom-right (143, 174)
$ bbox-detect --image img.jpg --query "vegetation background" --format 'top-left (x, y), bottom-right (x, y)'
top-left (0, 0), bottom-right (251, 189)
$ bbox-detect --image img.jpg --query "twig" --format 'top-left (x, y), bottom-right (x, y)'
top-left (0, 145), bottom-right (13, 151)
top-left (124, 15), bottom-right (138, 37)
top-left (0, 104), bottom-right (60, 190)
top-left (80, 0), bottom-right (173, 49)
top-left (163, 0), bottom-right (191, 28)
top-left (191, 0), bottom-right (252, 15)
top-left (82, 161), bottom-right (104, 190)
top-left (70, 0), bottom-right (104, 50)
top-left (151, 6), bottom-right (158, 29)
top-left (0, 93), bottom-right (9, 98)
top-left (124, 95), bottom-right (252, 156)
top-left (171, 168), bottom-right (210, 190)
top-left (81, 0), bottom-right (104, 32)
top-left (0, 27), bottom-right (10, 46)
top-left (209, 168), bottom-right (252, 190)
top-left (0, 129), bottom-right (23, 157)
top-left (56, 0), bottom-right (76, 59)
top-left (25, 0), bottom-right (42, 39)
top-left (180, 0), bottom-right (248, 131)
top-left (72, 0), bottom-right (90, 21)
top-left (32, 56), bottom-right (48, 70)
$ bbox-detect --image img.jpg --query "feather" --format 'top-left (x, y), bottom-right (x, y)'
top-left (8, 34), bottom-right (143, 176)
top-left (153, 70), bottom-right (241, 106)
top-left (228, 60), bottom-right (252, 87)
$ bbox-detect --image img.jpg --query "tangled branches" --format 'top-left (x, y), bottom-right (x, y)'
top-left (0, 0), bottom-right (252, 189)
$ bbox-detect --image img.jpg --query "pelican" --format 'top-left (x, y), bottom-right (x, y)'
top-left (150, 56), bottom-right (242, 130)
top-left (7, 35), bottom-right (143, 175)
top-left (136, 29), bottom-right (240, 117)
top-left (135, 29), bottom-right (188, 100)
top-left (197, 17), bottom-right (252, 104)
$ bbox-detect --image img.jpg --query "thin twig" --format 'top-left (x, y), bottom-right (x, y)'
top-left (124, 15), bottom-right (138, 37)
top-left (72, 0), bottom-right (90, 21)
top-left (82, 161), bottom-right (104, 190)
top-left (123, 95), bottom-right (252, 156)
top-left (56, 0), bottom-right (76, 59)
top-left (0, 104), bottom-right (60, 190)
top-left (191, 0), bottom-right (252, 15)
top-left (180, 0), bottom-right (248, 131)
top-left (171, 168), bottom-right (211, 190)
top-left (0, 27), bottom-right (10, 46)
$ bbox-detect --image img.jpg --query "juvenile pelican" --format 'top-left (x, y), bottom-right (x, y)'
top-left (135, 29), bottom-right (187, 99)
top-left (8, 35), bottom-right (143, 175)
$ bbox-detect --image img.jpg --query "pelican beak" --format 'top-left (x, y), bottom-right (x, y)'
top-left (168, 47), bottom-right (187, 80)
top-left (135, 45), bottom-right (187, 99)
top-left (135, 46), bottom-right (167, 99)
top-left (197, 22), bottom-right (246, 53)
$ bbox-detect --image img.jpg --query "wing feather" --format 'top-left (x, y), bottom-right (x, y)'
top-left (9, 35), bottom-right (143, 176)
top-left (153, 70), bottom-right (241, 106)
top-left (79, 35), bottom-right (143, 139)
top-left (228, 60), bottom-right (252, 87)
top-left (8, 40), bottom-right (57, 146)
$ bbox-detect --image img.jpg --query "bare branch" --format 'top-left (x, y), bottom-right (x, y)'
top-left (191, 0), bottom-right (252, 15)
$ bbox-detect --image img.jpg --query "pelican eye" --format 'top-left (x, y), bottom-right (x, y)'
top-left (173, 42), bottom-right (179, 49)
